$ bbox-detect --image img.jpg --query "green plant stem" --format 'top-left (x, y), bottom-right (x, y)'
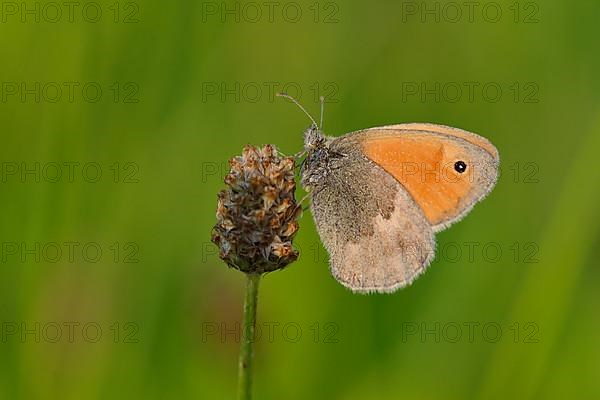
top-left (237, 273), bottom-right (261, 400)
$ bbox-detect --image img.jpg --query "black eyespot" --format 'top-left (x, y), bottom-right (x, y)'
top-left (454, 161), bottom-right (467, 173)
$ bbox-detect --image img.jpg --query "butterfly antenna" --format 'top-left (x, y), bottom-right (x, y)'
top-left (319, 96), bottom-right (325, 130)
top-left (276, 93), bottom-right (319, 128)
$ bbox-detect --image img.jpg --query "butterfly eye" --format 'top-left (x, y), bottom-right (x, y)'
top-left (454, 161), bottom-right (467, 173)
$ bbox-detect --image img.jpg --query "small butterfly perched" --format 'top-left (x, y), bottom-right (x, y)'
top-left (278, 94), bottom-right (499, 294)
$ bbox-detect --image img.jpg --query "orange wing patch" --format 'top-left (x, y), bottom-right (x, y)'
top-left (375, 123), bottom-right (499, 160)
top-left (363, 134), bottom-right (476, 226)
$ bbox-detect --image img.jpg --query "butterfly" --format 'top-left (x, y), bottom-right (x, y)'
top-left (278, 94), bottom-right (499, 293)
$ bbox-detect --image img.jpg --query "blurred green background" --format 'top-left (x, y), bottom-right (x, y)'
top-left (1, 0), bottom-right (599, 399)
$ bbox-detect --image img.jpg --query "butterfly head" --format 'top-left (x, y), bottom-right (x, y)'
top-left (303, 123), bottom-right (326, 150)
top-left (301, 125), bottom-right (331, 191)
top-left (275, 93), bottom-right (330, 191)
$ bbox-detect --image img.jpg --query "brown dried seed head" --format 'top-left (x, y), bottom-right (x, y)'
top-left (211, 144), bottom-right (300, 274)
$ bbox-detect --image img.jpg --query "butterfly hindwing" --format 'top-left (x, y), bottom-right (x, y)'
top-left (309, 143), bottom-right (435, 293)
